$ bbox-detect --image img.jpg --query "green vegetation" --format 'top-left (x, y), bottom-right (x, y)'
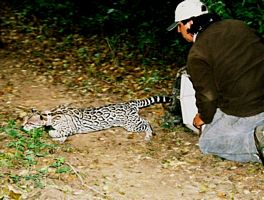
top-left (4, 0), bottom-right (263, 67)
top-left (0, 121), bottom-right (71, 189)
top-left (203, 0), bottom-right (264, 34)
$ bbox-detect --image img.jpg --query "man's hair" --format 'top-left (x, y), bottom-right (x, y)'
top-left (182, 13), bottom-right (221, 34)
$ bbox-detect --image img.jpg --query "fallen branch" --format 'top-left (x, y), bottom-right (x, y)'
top-left (65, 161), bottom-right (84, 185)
top-left (65, 162), bottom-right (107, 197)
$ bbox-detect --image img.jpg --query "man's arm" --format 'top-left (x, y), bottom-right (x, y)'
top-left (187, 57), bottom-right (218, 124)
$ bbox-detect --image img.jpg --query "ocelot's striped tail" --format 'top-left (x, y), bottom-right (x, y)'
top-left (133, 96), bottom-right (172, 108)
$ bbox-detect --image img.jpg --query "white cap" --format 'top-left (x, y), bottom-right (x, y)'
top-left (167, 0), bottom-right (208, 31)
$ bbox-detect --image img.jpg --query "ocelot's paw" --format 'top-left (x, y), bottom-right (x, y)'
top-left (48, 130), bottom-right (61, 138)
top-left (48, 130), bottom-right (67, 143)
top-left (52, 136), bottom-right (67, 143)
top-left (144, 126), bottom-right (153, 142)
top-left (144, 134), bottom-right (153, 142)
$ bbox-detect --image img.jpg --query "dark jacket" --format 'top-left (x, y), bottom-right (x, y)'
top-left (187, 19), bottom-right (264, 123)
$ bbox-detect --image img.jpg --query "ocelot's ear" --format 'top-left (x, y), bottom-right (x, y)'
top-left (31, 108), bottom-right (42, 116)
top-left (31, 108), bottom-right (38, 113)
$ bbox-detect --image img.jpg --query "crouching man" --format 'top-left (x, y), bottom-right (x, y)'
top-left (167, 0), bottom-right (264, 164)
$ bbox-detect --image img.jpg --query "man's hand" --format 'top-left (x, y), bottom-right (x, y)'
top-left (193, 113), bottom-right (205, 130)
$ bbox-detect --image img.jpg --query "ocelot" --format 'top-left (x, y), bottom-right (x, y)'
top-left (22, 96), bottom-right (172, 142)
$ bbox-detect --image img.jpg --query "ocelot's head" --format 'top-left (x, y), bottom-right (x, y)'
top-left (22, 108), bottom-right (47, 131)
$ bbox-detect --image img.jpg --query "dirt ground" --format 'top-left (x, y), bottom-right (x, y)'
top-left (0, 48), bottom-right (264, 200)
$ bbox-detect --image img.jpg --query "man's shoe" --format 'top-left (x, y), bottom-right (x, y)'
top-left (254, 125), bottom-right (264, 165)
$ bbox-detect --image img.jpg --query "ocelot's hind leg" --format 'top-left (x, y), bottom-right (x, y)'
top-left (144, 125), bottom-right (153, 141)
top-left (142, 121), bottom-right (153, 141)
top-left (126, 118), bottom-right (153, 141)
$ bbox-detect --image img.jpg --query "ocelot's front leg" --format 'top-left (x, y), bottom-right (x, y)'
top-left (48, 130), bottom-right (68, 143)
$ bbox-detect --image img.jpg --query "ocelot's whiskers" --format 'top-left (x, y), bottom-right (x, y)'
top-left (22, 96), bottom-right (172, 142)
